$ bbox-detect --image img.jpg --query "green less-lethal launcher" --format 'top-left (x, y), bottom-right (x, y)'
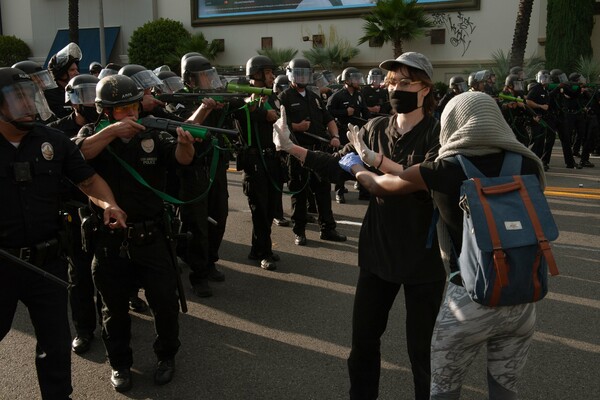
top-left (97, 116), bottom-right (239, 139)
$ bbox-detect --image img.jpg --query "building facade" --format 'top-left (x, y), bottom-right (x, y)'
top-left (1, 0), bottom-right (599, 83)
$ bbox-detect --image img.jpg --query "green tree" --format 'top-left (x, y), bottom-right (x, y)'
top-left (128, 18), bottom-right (191, 71)
top-left (0, 35), bottom-right (31, 67)
top-left (357, 0), bottom-right (434, 58)
top-left (302, 28), bottom-right (359, 71)
top-left (546, 0), bottom-right (594, 72)
top-left (509, 0), bottom-right (534, 68)
top-left (173, 32), bottom-right (221, 67)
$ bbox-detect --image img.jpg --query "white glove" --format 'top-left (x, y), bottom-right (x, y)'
top-left (273, 105), bottom-right (295, 152)
top-left (347, 123), bottom-right (377, 166)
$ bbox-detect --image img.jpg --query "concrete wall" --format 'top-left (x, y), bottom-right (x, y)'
top-left (2, 0), bottom-right (598, 83)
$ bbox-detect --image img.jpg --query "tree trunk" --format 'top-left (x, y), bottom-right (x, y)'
top-left (68, 0), bottom-right (79, 44)
top-left (393, 39), bottom-right (403, 58)
top-left (509, 0), bottom-right (534, 68)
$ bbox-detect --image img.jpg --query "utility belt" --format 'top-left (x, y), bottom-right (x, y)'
top-left (1, 238), bottom-right (61, 266)
top-left (246, 147), bottom-right (277, 157)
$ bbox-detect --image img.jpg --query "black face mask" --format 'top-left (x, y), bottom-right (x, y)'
top-left (79, 105), bottom-right (100, 124)
top-left (389, 89), bottom-right (422, 114)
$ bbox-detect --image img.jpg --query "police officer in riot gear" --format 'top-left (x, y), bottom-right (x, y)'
top-left (327, 67), bottom-right (370, 203)
top-left (468, 70), bottom-right (490, 93)
top-left (12, 60), bottom-right (59, 92)
top-left (500, 74), bottom-right (529, 145)
top-left (549, 68), bottom-right (580, 168)
top-left (271, 74), bottom-right (291, 227)
top-left (362, 67), bottom-right (390, 115)
top-left (74, 74), bottom-right (198, 391)
top-left (0, 67), bottom-right (126, 400)
top-left (89, 62), bottom-right (103, 77)
top-left (46, 42), bottom-right (82, 118)
top-left (233, 55), bottom-right (284, 270)
top-left (437, 75), bottom-right (467, 116)
top-left (279, 58), bottom-right (346, 245)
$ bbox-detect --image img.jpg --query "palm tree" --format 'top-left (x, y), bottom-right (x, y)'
top-left (257, 48), bottom-right (298, 69)
top-left (68, 0), bottom-right (79, 44)
top-left (509, 0), bottom-right (534, 68)
top-left (357, 0), bottom-right (434, 58)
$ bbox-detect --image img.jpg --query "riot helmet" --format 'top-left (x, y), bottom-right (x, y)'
top-left (89, 62), bottom-right (103, 76)
top-left (118, 64), bottom-right (162, 91)
top-left (246, 55), bottom-right (276, 80)
top-left (341, 67), bottom-right (364, 85)
top-left (0, 67), bottom-right (53, 126)
top-left (568, 72), bottom-right (586, 84)
top-left (504, 74), bottom-right (524, 92)
top-left (48, 42), bottom-right (82, 82)
top-left (95, 75), bottom-right (143, 115)
top-left (181, 55), bottom-right (222, 90)
top-left (98, 63), bottom-right (122, 80)
top-left (367, 68), bottom-right (384, 85)
top-left (468, 70), bottom-right (490, 90)
top-left (156, 70), bottom-right (184, 94)
top-left (449, 76), bottom-right (467, 93)
top-left (549, 69), bottom-right (568, 84)
top-left (11, 60), bottom-right (58, 90)
top-left (273, 75), bottom-right (290, 94)
top-left (153, 65), bottom-right (171, 75)
top-left (65, 74), bottom-right (99, 105)
top-left (536, 70), bottom-right (550, 85)
top-left (286, 58), bottom-right (312, 88)
top-left (509, 66), bottom-right (525, 80)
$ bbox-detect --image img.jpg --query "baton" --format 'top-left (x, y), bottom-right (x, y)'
top-left (301, 131), bottom-right (332, 144)
top-left (0, 249), bottom-right (70, 289)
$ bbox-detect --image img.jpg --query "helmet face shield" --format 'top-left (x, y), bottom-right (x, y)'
top-left (322, 71), bottom-right (336, 85)
top-left (287, 68), bottom-right (312, 85)
top-left (130, 70), bottom-right (162, 90)
top-left (55, 43), bottom-right (82, 70)
top-left (313, 73), bottom-right (329, 89)
top-left (30, 70), bottom-right (58, 90)
top-left (66, 83), bottom-right (97, 105)
top-left (455, 82), bottom-right (468, 93)
top-left (537, 73), bottom-right (549, 84)
top-left (346, 72), bottom-right (365, 85)
top-left (98, 68), bottom-right (118, 80)
top-left (368, 74), bottom-right (383, 85)
top-left (557, 73), bottom-right (568, 83)
top-left (159, 76), bottom-right (184, 94)
top-left (187, 67), bottom-right (223, 90)
top-left (1, 81), bottom-right (52, 122)
top-left (512, 80), bottom-right (524, 92)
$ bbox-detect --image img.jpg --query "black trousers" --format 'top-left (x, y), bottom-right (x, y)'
top-left (288, 156), bottom-right (336, 235)
top-left (347, 269), bottom-right (445, 400)
top-left (243, 155), bottom-right (282, 258)
top-left (0, 258), bottom-right (72, 400)
top-left (178, 164), bottom-right (210, 284)
top-left (207, 161), bottom-right (229, 266)
top-left (92, 230), bottom-right (180, 369)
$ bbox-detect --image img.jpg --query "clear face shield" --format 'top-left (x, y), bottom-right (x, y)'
top-left (322, 72), bottom-right (336, 85)
top-left (367, 74), bottom-right (383, 85)
top-left (474, 70), bottom-right (490, 83)
top-left (0, 80), bottom-right (53, 122)
top-left (55, 43), bottom-right (82, 70)
top-left (287, 68), bottom-right (313, 86)
top-left (65, 83), bottom-right (97, 105)
top-left (557, 73), bottom-right (568, 83)
top-left (30, 70), bottom-right (58, 90)
top-left (98, 68), bottom-right (119, 80)
top-left (130, 70), bottom-right (163, 90)
top-left (188, 67), bottom-right (223, 90)
top-left (455, 82), bottom-right (468, 93)
top-left (537, 73), bottom-right (550, 85)
top-left (313, 73), bottom-right (329, 89)
top-left (159, 76), bottom-right (185, 94)
top-left (153, 65), bottom-right (171, 75)
top-left (346, 72), bottom-right (365, 86)
top-left (512, 80), bottom-right (524, 92)
top-left (273, 81), bottom-right (289, 94)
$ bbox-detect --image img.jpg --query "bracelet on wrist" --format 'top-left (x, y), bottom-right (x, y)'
top-left (376, 153), bottom-right (384, 169)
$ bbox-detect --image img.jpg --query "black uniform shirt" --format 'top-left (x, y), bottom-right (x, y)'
top-left (526, 84), bottom-right (549, 115)
top-left (278, 87), bottom-right (334, 146)
top-left (326, 88), bottom-right (370, 128)
top-left (48, 112), bottom-right (82, 138)
top-left (76, 123), bottom-right (179, 222)
top-left (0, 125), bottom-right (95, 247)
top-left (303, 115), bottom-right (446, 284)
top-left (44, 86), bottom-right (71, 119)
top-left (361, 85), bottom-right (390, 114)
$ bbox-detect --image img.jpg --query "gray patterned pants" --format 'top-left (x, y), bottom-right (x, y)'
top-left (430, 283), bottom-right (536, 400)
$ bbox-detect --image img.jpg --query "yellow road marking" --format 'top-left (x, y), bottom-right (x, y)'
top-left (545, 186), bottom-right (600, 200)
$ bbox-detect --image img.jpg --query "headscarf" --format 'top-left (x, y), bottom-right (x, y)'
top-left (436, 91), bottom-right (546, 188)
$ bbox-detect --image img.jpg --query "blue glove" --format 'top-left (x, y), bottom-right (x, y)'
top-left (339, 153), bottom-right (363, 175)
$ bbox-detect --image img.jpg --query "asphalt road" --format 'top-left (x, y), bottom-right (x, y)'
top-left (0, 148), bottom-right (598, 400)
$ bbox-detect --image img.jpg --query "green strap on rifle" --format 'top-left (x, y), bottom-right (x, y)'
top-left (106, 138), bottom-right (220, 205)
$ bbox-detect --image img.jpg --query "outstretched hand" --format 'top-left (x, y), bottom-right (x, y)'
top-left (347, 123), bottom-right (377, 166)
top-left (273, 105), bottom-right (294, 152)
top-left (338, 153), bottom-right (363, 175)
